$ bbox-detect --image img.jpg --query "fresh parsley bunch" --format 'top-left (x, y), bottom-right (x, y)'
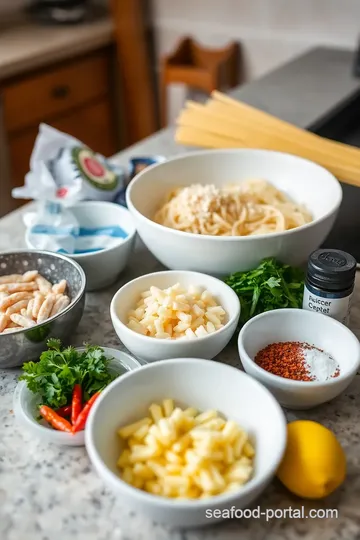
top-left (20, 339), bottom-right (116, 408)
top-left (225, 258), bottom-right (304, 325)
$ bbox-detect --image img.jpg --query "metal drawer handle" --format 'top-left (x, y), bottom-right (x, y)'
top-left (51, 85), bottom-right (70, 99)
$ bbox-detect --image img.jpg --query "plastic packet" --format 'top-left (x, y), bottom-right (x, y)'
top-left (128, 156), bottom-right (166, 180)
top-left (13, 124), bottom-right (126, 205)
top-left (12, 156), bottom-right (80, 253)
top-left (27, 200), bottom-right (79, 254)
top-left (113, 155), bottom-right (166, 206)
top-left (12, 124), bottom-right (127, 254)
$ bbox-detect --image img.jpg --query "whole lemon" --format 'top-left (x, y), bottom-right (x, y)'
top-left (277, 420), bottom-right (346, 499)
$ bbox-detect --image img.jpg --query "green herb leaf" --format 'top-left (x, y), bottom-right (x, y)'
top-left (20, 339), bottom-right (116, 408)
top-left (225, 258), bottom-right (304, 326)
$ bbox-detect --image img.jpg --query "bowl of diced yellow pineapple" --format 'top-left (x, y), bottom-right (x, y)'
top-left (85, 358), bottom-right (286, 527)
top-left (110, 270), bottom-right (241, 363)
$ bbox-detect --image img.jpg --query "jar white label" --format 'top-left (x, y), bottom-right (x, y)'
top-left (302, 286), bottom-right (352, 325)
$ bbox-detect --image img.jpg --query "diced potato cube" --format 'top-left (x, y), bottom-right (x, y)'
top-left (162, 398), bottom-right (174, 417)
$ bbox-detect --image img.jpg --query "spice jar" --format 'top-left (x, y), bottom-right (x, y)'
top-left (302, 249), bottom-right (357, 326)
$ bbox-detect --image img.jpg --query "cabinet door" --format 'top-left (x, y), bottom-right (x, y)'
top-left (4, 51), bottom-right (111, 133)
top-left (8, 99), bottom-right (117, 196)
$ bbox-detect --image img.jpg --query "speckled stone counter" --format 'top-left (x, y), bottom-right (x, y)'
top-left (2, 48), bottom-right (360, 540)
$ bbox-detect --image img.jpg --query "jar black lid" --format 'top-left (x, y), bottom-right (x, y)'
top-left (307, 249), bottom-right (357, 291)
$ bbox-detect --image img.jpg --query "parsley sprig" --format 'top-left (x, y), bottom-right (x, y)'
top-left (225, 258), bottom-right (305, 325)
top-left (20, 339), bottom-right (115, 408)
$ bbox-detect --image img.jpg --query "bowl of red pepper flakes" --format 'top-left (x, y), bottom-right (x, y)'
top-left (13, 345), bottom-right (141, 446)
top-left (238, 308), bottom-right (360, 410)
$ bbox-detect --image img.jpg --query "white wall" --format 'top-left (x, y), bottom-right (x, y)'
top-left (153, 0), bottom-right (360, 122)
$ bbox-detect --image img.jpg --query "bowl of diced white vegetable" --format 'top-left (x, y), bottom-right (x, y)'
top-left (110, 270), bottom-right (241, 363)
top-left (85, 357), bottom-right (287, 527)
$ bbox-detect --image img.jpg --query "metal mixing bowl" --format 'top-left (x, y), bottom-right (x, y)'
top-left (0, 250), bottom-right (86, 368)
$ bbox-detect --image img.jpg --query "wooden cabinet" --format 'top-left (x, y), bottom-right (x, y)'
top-left (2, 47), bottom-right (119, 213)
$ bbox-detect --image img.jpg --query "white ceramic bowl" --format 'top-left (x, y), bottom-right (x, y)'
top-left (110, 270), bottom-right (240, 363)
top-left (13, 347), bottom-right (141, 446)
top-left (238, 309), bottom-right (360, 410)
top-left (126, 149), bottom-right (342, 276)
top-left (27, 201), bottom-right (136, 291)
top-left (85, 358), bottom-right (287, 527)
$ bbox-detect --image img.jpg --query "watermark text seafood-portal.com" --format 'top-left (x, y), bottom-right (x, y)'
top-left (205, 506), bottom-right (339, 521)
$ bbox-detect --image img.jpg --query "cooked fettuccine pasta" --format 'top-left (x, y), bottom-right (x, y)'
top-left (154, 179), bottom-right (312, 236)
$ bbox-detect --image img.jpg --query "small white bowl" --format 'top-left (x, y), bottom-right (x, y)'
top-left (110, 270), bottom-right (240, 363)
top-left (238, 309), bottom-right (360, 410)
top-left (126, 149), bottom-right (342, 275)
top-left (26, 201), bottom-right (136, 291)
top-left (13, 347), bottom-right (141, 446)
top-left (85, 358), bottom-right (287, 528)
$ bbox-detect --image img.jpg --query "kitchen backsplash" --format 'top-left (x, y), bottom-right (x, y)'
top-left (153, 0), bottom-right (360, 122)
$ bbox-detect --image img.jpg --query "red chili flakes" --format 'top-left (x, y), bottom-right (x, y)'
top-left (255, 341), bottom-right (314, 381)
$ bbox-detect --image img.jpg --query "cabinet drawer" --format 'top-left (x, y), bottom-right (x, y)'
top-left (8, 99), bottom-right (118, 195)
top-left (4, 50), bottom-right (111, 132)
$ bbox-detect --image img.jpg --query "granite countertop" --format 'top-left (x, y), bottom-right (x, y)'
top-left (1, 47), bottom-right (360, 540)
top-left (0, 11), bottom-right (113, 81)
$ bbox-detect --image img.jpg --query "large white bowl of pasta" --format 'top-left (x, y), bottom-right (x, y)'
top-left (126, 149), bottom-right (342, 275)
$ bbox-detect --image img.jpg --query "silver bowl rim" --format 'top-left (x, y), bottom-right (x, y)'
top-left (0, 249), bottom-right (86, 337)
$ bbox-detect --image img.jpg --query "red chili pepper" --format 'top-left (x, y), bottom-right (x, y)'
top-left (72, 392), bottom-right (101, 433)
top-left (40, 405), bottom-right (73, 433)
top-left (71, 384), bottom-right (82, 425)
top-left (56, 404), bottom-right (72, 417)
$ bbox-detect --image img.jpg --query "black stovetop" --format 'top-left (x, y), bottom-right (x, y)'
top-left (310, 93), bottom-right (360, 262)
top-left (27, 0), bottom-right (92, 25)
